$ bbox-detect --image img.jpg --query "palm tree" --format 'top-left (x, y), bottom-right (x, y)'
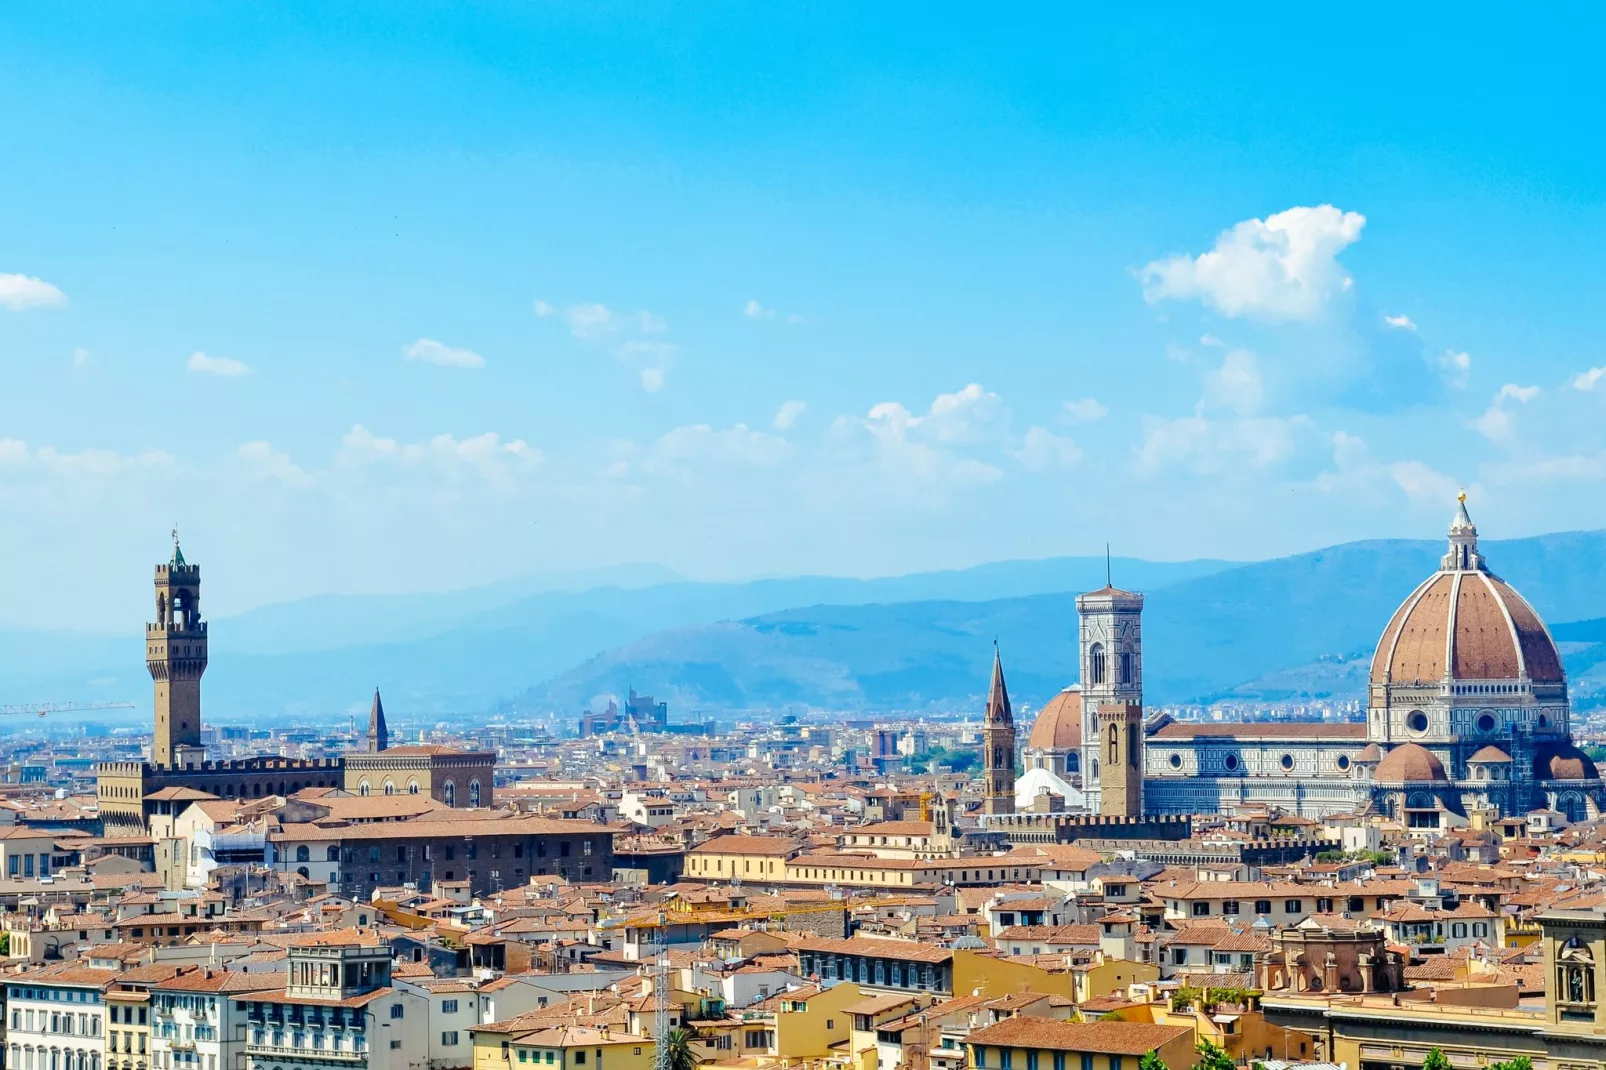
top-left (663, 1026), bottom-right (701, 1070)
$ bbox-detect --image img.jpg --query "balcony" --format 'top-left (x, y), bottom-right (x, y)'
top-left (245, 1042), bottom-right (364, 1064)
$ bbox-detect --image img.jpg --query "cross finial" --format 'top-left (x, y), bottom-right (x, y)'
top-left (172, 524), bottom-right (180, 550)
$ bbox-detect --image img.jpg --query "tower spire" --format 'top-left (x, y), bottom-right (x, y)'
top-left (986, 642), bottom-right (1012, 724)
top-left (366, 687), bottom-right (389, 753)
top-left (981, 642), bottom-right (1015, 816)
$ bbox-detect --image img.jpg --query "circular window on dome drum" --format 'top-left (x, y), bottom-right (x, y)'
top-left (1407, 710), bottom-right (1429, 733)
top-left (1224, 754), bottom-right (1240, 771)
top-left (1477, 713), bottom-right (1496, 733)
top-left (1280, 753), bottom-right (1294, 771)
top-left (1169, 753), bottom-right (1182, 769)
top-left (1336, 755), bottom-right (1351, 771)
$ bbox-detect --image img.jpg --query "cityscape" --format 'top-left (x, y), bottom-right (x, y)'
top-left (4, 10), bottom-right (1606, 1070)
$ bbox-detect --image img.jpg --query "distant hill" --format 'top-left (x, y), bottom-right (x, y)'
top-left (520, 530), bottom-right (1606, 714)
top-left (0, 554), bottom-right (1231, 722)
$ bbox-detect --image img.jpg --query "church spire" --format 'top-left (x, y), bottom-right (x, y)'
top-left (981, 643), bottom-right (1016, 816)
top-left (986, 642), bottom-right (1013, 726)
top-left (1441, 490), bottom-right (1485, 572)
top-left (366, 688), bottom-right (389, 753)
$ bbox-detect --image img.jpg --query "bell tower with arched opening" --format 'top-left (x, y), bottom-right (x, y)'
top-left (1076, 583), bottom-right (1144, 814)
top-left (149, 531), bottom-right (207, 768)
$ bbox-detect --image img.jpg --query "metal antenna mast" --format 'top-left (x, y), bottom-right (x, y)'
top-left (651, 910), bottom-right (671, 1070)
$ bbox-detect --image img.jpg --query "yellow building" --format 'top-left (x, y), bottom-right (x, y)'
top-left (1260, 908), bottom-right (1606, 1070)
top-left (473, 1024), bottom-right (656, 1070)
top-left (1132, 996), bottom-right (1315, 1066)
top-left (105, 988), bottom-right (153, 1070)
top-left (966, 1017), bottom-right (1195, 1070)
top-left (774, 981), bottom-right (863, 1060)
top-left (686, 836), bottom-right (802, 880)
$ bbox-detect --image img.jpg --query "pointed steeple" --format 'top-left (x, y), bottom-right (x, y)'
top-left (171, 524), bottom-right (186, 567)
top-left (1441, 490), bottom-right (1485, 572)
top-left (986, 642), bottom-right (1013, 727)
top-left (366, 688), bottom-right (389, 753)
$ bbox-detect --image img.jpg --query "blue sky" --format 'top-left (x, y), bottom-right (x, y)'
top-left (3, 4), bottom-right (1605, 630)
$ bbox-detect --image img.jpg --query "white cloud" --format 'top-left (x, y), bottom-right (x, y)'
top-left (403, 338), bottom-right (484, 369)
top-left (1573, 366), bottom-right (1606, 391)
top-left (645, 423), bottom-right (792, 475)
top-left (1012, 426), bottom-right (1082, 470)
top-left (236, 441), bottom-right (314, 487)
top-left (1473, 383), bottom-right (1541, 442)
top-left (637, 310), bottom-right (668, 333)
top-left (773, 400), bottom-right (807, 430)
top-left (617, 339), bottom-right (677, 393)
top-left (744, 299), bottom-right (775, 320)
top-left (533, 299), bottom-right (555, 317)
top-left (786, 313), bottom-right (806, 325)
top-left (1383, 313), bottom-right (1418, 331)
top-left (1437, 349), bottom-right (1471, 389)
top-left (1388, 460), bottom-right (1460, 505)
top-left (1199, 334), bottom-right (1226, 348)
top-left (1165, 344), bottom-right (1193, 363)
top-left (563, 302), bottom-right (618, 340)
top-left (187, 351), bottom-right (252, 377)
top-left (72, 348), bottom-right (90, 370)
top-left (1061, 398), bottom-right (1108, 423)
top-left (0, 273), bottom-right (67, 311)
top-left (1203, 349), bottom-right (1263, 415)
top-left (339, 425), bottom-right (542, 489)
top-left (0, 439), bottom-right (172, 477)
top-left (830, 383), bottom-right (1008, 489)
top-left (1136, 412), bottom-right (1313, 475)
top-left (1141, 204), bottom-right (1366, 321)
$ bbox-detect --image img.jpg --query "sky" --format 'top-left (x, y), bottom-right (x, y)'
top-left (3, 4), bottom-right (1606, 631)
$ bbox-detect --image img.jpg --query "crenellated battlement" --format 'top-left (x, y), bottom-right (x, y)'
top-left (154, 563), bottom-right (200, 580)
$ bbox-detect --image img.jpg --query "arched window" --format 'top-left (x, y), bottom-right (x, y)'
top-left (443, 780), bottom-right (457, 807)
top-left (358, 780), bottom-right (370, 797)
top-left (469, 780), bottom-right (481, 807)
top-left (1066, 752), bottom-right (1080, 773)
top-left (407, 779), bottom-right (420, 795)
top-left (296, 866), bottom-right (309, 880)
top-left (295, 845), bottom-right (310, 863)
top-left (1118, 651), bottom-right (1133, 685)
top-left (1128, 728), bottom-right (1138, 767)
top-left (326, 845), bottom-right (339, 862)
top-left (1089, 643), bottom-right (1106, 686)
top-left (1090, 758), bottom-right (1099, 782)
top-left (383, 779), bottom-right (395, 796)
top-left (1108, 724), bottom-right (1119, 763)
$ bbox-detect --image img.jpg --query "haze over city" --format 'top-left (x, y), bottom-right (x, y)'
top-left (2, 15), bottom-right (1606, 1070)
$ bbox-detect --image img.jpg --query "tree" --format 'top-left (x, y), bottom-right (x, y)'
top-left (1191, 1040), bottom-right (1235, 1070)
top-left (1488, 1059), bottom-right (1533, 1070)
top-left (663, 1027), bottom-right (700, 1070)
top-left (1421, 1048), bottom-right (1454, 1070)
top-left (1140, 1051), bottom-right (1169, 1070)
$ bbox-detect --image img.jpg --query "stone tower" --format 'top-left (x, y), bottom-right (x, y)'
top-left (149, 533), bottom-right (207, 769)
top-left (1096, 701), bottom-right (1144, 817)
top-left (366, 688), bottom-right (389, 753)
top-left (1076, 583), bottom-right (1144, 814)
top-left (982, 644), bottom-right (1016, 816)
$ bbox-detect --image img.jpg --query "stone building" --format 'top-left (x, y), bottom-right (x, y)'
top-left (1141, 496), bottom-right (1605, 822)
top-left (268, 813), bottom-right (612, 899)
top-left (97, 541), bottom-right (496, 835)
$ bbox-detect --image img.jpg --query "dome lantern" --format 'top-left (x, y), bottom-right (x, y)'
top-left (1441, 490), bottom-right (1485, 572)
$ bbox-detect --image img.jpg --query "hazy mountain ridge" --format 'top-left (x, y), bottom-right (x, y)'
top-left (520, 530), bottom-right (1606, 714)
top-left (0, 555), bottom-right (1231, 721)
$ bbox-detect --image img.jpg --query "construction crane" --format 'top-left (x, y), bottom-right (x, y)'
top-left (0, 702), bottom-right (136, 719)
